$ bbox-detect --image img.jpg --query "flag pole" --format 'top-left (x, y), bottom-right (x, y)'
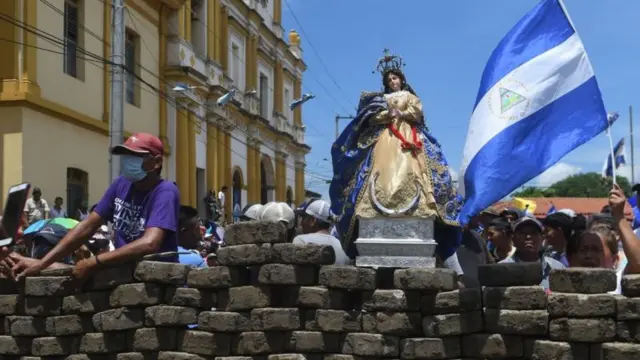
top-left (630, 105), bottom-right (635, 184)
top-left (607, 125), bottom-right (617, 185)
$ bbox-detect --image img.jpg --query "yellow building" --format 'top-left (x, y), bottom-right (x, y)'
top-left (0, 0), bottom-right (309, 220)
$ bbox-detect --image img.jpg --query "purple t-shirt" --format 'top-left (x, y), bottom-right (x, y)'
top-left (94, 176), bottom-right (179, 261)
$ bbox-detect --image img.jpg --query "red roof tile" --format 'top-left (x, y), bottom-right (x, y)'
top-left (493, 197), bottom-right (633, 219)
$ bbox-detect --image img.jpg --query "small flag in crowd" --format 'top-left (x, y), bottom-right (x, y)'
top-left (602, 137), bottom-right (626, 178)
top-left (457, 0), bottom-right (609, 225)
top-left (547, 204), bottom-right (556, 215)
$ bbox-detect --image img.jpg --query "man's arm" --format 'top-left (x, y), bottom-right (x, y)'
top-left (95, 227), bottom-right (165, 265)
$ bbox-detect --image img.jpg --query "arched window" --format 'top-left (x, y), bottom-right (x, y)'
top-left (66, 167), bottom-right (88, 220)
top-left (232, 168), bottom-right (243, 210)
top-left (260, 156), bottom-right (275, 204)
top-left (286, 186), bottom-right (294, 208)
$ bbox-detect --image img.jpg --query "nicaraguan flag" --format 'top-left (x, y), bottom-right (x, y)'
top-left (547, 204), bottom-right (556, 215)
top-left (601, 137), bottom-right (626, 178)
top-left (457, 0), bottom-right (608, 225)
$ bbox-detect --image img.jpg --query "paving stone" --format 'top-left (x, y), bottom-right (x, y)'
top-left (144, 305), bottom-right (197, 326)
top-left (258, 264), bottom-right (317, 285)
top-left (232, 331), bottom-right (286, 355)
top-left (186, 266), bottom-right (249, 288)
top-left (24, 276), bottom-right (77, 296)
top-left (45, 314), bottom-right (86, 335)
top-left (109, 283), bottom-right (164, 307)
top-left (549, 318), bottom-right (616, 342)
top-left (622, 274), bottom-right (640, 297)
top-left (271, 243), bottom-right (336, 265)
top-left (421, 288), bottom-right (482, 314)
top-left (224, 220), bottom-right (288, 246)
top-left (227, 286), bottom-right (272, 311)
top-left (315, 310), bottom-right (362, 332)
top-left (361, 312), bottom-right (422, 336)
top-left (422, 311), bottom-right (483, 336)
top-left (4, 316), bottom-right (46, 336)
top-left (178, 330), bottom-right (231, 356)
top-left (133, 261), bottom-right (191, 285)
top-left (217, 244), bottom-right (273, 266)
top-left (393, 268), bottom-right (457, 291)
top-left (599, 342), bottom-right (640, 360)
top-left (0, 335), bottom-right (31, 355)
top-left (483, 286), bottom-right (547, 310)
top-left (131, 328), bottom-right (178, 351)
top-left (362, 289), bottom-right (421, 312)
top-left (31, 336), bottom-right (74, 356)
top-left (549, 268), bottom-right (617, 294)
top-left (251, 308), bottom-right (301, 331)
top-left (165, 287), bottom-right (216, 309)
top-left (484, 309), bottom-right (548, 335)
top-left (86, 263), bottom-right (136, 290)
top-left (341, 333), bottom-right (399, 357)
top-left (400, 337), bottom-right (461, 359)
top-left (296, 287), bottom-right (347, 309)
top-left (92, 308), bottom-right (144, 331)
top-left (617, 297), bottom-right (640, 320)
top-left (461, 333), bottom-right (523, 359)
top-left (478, 262), bottom-right (543, 286)
top-left (158, 351), bottom-right (211, 360)
top-left (318, 266), bottom-right (376, 290)
top-left (615, 321), bottom-right (640, 342)
top-left (198, 311), bottom-right (252, 332)
top-left (23, 296), bottom-right (61, 316)
top-left (0, 295), bottom-right (20, 315)
top-left (547, 293), bottom-right (616, 317)
top-left (62, 292), bottom-right (110, 314)
top-left (285, 331), bottom-right (341, 353)
top-left (79, 332), bottom-right (128, 353)
top-left (525, 339), bottom-right (589, 360)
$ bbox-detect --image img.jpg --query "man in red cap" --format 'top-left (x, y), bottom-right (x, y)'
top-left (13, 133), bottom-right (181, 280)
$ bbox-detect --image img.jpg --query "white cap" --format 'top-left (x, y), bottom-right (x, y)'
top-left (259, 202), bottom-right (295, 229)
top-left (558, 208), bottom-right (576, 217)
top-left (244, 204), bottom-right (263, 220)
top-left (304, 199), bottom-right (333, 224)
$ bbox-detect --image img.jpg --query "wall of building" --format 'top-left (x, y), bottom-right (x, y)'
top-left (1, 221), bottom-right (639, 359)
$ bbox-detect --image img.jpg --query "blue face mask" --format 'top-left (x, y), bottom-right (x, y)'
top-left (121, 155), bottom-right (148, 182)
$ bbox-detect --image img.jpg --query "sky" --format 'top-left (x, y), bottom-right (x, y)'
top-left (282, 0), bottom-right (640, 200)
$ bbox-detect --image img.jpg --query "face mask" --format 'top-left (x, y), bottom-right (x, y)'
top-left (121, 155), bottom-right (148, 182)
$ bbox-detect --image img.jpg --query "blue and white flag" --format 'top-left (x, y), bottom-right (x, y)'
top-left (458, 0), bottom-right (608, 225)
top-left (547, 204), bottom-right (557, 215)
top-left (602, 137), bottom-right (626, 178)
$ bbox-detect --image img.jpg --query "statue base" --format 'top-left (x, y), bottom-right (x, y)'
top-left (354, 216), bottom-right (437, 268)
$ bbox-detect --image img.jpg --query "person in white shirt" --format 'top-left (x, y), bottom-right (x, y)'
top-left (292, 199), bottom-right (351, 265)
top-left (50, 197), bottom-right (68, 218)
top-left (24, 187), bottom-right (50, 225)
top-left (218, 186), bottom-right (228, 221)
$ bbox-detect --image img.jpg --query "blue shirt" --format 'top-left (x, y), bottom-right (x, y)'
top-left (177, 246), bottom-right (206, 268)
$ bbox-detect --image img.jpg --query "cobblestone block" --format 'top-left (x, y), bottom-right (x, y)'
top-left (461, 333), bottom-right (522, 359)
top-left (271, 243), bottom-right (336, 265)
top-left (362, 289), bottom-right (421, 312)
top-left (616, 321), bottom-right (640, 342)
top-left (342, 333), bottom-right (399, 357)
top-left (198, 311), bottom-right (252, 332)
top-left (62, 292), bottom-right (110, 314)
top-left (422, 311), bottom-right (483, 336)
top-left (549, 318), bottom-right (616, 342)
top-left (251, 308), bottom-right (301, 331)
top-left (400, 337), bottom-right (461, 359)
top-left (165, 287), bottom-right (216, 309)
top-left (131, 328), bottom-right (177, 351)
top-left (92, 308), bottom-right (144, 331)
top-left (622, 274), bottom-right (640, 297)
top-left (110, 283), bottom-right (164, 307)
top-left (45, 315), bottom-right (86, 335)
top-left (79, 332), bottom-right (128, 353)
top-left (0, 295), bottom-right (20, 315)
top-left (361, 312), bottom-right (422, 336)
top-left (549, 268), bottom-right (617, 294)
top-left (134, 261), bottom-right (191, 285)
top-left (86, 263), bottom-right (136, 290)
top-left (483, 286), bottom-right (547, 310)
top-left (144, 305), bottom-right (197, 326)
top-left (598, 342), bottom-right (640, 359)
top-left (315, 310), bottom-right (362, 332)
top-left (186, 266), bottom-right (249, 288)
top-left (115, 353), bottom-right (154, 360)
top-left (478, 262), bottom-right (543, 286)
top-left (421, 288), bottom-right (482, 314)
top-left (233, 331), bottom-right (286, 355)
top-left (24, 276), bottom-right (77, 296)
top-left (393, 268), bottom-right (457, 291)
top-left (318, 266), bottom-right (376, 290)
top-left (4, 316), bottom-right (46, 336)
top-left (31, 336), bottom-right (74, 356)
top-left (525, 339), bottom-right (589, 360)
top-left (548, 293), bottom-right (616, 317)
top-left (227, 286), bottom-right (272, 311)
top-left (285, 331), bottom-right (341, 353)
top-left (267, 355), bottom-right (316, 360)
top-left (258, 264), bottom-right (317, 285)
top-left (616, 297), bottom-right (640, 320)
top-left (23, 296), bottom-right (61, 316)
top-left (178, 330), bottom-right (231, 356)
top-left (0, 335), bottom-right (31, 355)
top-left (484, 309), bottom-right (548, 335)
top-left (158, 351), bottom-right (211, 360)
top-left (296, 287), bottom-right (347, 309)
top-left (225, 220), bottom-right (288, 246)
top-left (217, 244), bottom-right (273, 266)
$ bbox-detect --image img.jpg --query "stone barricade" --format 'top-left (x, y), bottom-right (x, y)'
top-left (0, 220), bottom-right (638, 359)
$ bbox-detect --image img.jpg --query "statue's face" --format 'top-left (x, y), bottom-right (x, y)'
top-left (387, 73), bottom-right (402, 92)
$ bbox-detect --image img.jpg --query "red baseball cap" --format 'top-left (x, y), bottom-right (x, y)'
top-left (111, 133), bottom-right (164, 157)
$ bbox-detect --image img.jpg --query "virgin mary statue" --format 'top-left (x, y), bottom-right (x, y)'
top-left (330, 50), bottom-right (464, 265)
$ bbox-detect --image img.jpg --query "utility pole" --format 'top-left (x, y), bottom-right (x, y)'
top-left (335, 115), bottom-right (355, 140)
top-left (109, 0), bottom-right (125, 183)
top-left (631, 105), bottom-right (635, 184)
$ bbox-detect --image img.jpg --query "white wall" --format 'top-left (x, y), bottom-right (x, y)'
top-left (191, 0), bottom-right (207, 57)
top-left (195, 121), bottom-right (207, 169)
top-left (283, 79), bottom-right (293, 122)
top-left (257, 60), bottom-right (274, 123)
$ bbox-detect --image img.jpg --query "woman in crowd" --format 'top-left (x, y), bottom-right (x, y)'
top-left (542, 212), bottom-right (587, 267)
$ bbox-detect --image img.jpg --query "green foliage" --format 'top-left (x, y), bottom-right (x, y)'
top-left (511, 172), bottom-right (631, 198)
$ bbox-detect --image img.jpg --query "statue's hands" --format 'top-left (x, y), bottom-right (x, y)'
top-left (389, 108), bottom-right (402, 119)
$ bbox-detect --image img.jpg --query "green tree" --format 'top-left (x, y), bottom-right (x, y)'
top-left (512, 172), bottom-right (631, 198)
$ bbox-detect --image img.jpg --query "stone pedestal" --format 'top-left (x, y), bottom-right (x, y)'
top-left (354, 216), bottom-right (437, 268)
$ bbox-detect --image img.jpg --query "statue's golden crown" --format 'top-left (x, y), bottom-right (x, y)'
top-left (374, 48), bottom-right (405, 75)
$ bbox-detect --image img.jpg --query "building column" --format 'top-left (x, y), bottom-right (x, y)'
top-left (293, 78), bottom-right (302, 126)
top-left (206, 0), bottom-right (215, 61)
top-left (0, 1), bottom-right (19, 82)
top-left (254, 143), bottom-right (262, 203)
top-left (175, 110), bottom-right (190, 205)
top-left (245, 35), bottom-right (255, 91)
top-left (103, 0), bottom-right (112, 121)
top-left (187, 114), bottom-right (197, 207)
top-left (274, 61), bottom-right (283, 114)
top-left (216, 128), bottom-right (226, 193)
top-left (206, 123), bottom-right (218, 193)
top-left (184, 0), bottom-right (192, 42)
top-left (275, 152), bottom-right (286, 201)
top-left (295, 162), bottom-right (305, 206)
top-left (224, 132), bottom-right (233, 221)
top-left (246, 140), bottom-right (255, 202)
top-left (273, 0), bottom-right (282, 26)
top-left (220, 6), bottom-right (229, 72)
top-left (21, 0), bottom-right (39, 94)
